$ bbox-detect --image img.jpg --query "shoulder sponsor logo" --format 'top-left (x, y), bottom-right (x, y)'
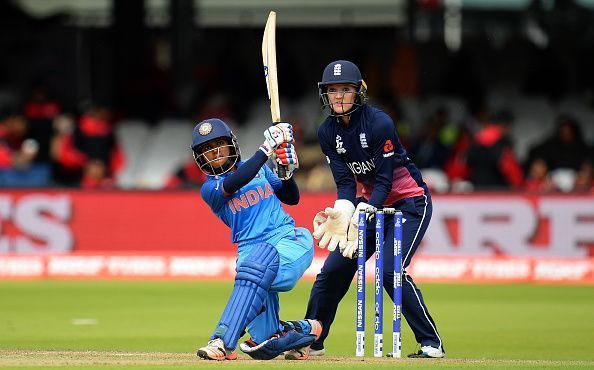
top-left (336, 135), bottom-right (346, 154)
top-left (383, 139), bottom-right (394, 157)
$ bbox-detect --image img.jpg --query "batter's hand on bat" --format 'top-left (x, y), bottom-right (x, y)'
top-left (274, 142), bottom-right (299, 177)
top-left (260, 123), bottom-right (294, 157)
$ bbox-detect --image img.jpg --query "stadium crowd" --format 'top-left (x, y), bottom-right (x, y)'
top-left (2, 0), bottom-right (594, 193)
top-left (0, 86), bottom-right (121, 189)
top-left (1, 85), bottom-right (593, 192)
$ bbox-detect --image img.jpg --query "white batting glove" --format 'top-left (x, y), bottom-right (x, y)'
top-left (274, 142), bottom-right (299, 180)
top-left (274, 143), bottom-right (299, 171)
top-left (341, 202), bottom-right (376, 259)
top-left (259, 123), bottom-right (294, 157)
top-left (312, 199), bottom-right (355, 252)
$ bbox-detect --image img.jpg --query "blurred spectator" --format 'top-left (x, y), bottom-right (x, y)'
top-left (50, 107), bottom-right (124, 187)
top-left (574, 162), bottom-right (594, 192)
top-left (526, 114), bottom-right (590, 171)
top-left (165, 156), bottom-right (206, 188)
top-left (0, 114), bottom-right (38, 168)
top-left (50, 114), bottom-right (88, 185)
top-left (444, 124), bottom-right (472, 183)
top-left (77, 106), bottom-right (124, 184)
top-left (525, 158), bottom-right (556, 192)
top-left (23, 84), bottom-right (60, 163)
top-left (76, 106), bottom-right (118, 165)
top-left (0, 113), bottom-right (50, 186)
top-left (80, 159), bottom-right (115, 189)
top-left (409, 107), bottom-right (452, 169)
top-left (466, 111), bottom-right (524, 189)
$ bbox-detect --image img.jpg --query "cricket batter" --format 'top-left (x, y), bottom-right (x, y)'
top-left (287, 60), bottom-right (444, 359)
top-left (192, 118), bottom-right (322, 361)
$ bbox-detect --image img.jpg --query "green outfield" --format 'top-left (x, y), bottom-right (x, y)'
top-left (0, 280), bottom-right (593, 369)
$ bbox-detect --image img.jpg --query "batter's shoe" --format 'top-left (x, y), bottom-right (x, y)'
top-left (197, 338), bottom-right (238, 361)
top-left (407, 345), bottom-right (445, 358)
top-left (284, 320), bottom-right (323, 360)
top-left (310, 348), bottom-right (326, 356)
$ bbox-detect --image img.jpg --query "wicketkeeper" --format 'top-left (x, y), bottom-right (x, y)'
top-left (286, 60), bottom-right (445, 359)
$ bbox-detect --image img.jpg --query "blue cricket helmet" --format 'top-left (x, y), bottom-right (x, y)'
top-left (191, 118), bottom-right (241, 176)
top-left (318, 60), bottom-right (368, 117)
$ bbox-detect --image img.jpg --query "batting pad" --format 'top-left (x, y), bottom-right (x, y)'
top-left (213, 243), bottom-right (279, 350)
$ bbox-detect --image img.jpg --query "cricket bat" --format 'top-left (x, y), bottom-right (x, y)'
top-left (262, 11), bottom-right (288, 179)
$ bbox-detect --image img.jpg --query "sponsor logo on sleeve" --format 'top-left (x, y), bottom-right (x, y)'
top-left (383, 139), bottom-right (394, 157)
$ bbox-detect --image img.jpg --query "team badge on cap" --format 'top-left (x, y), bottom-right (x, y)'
top-left (198, 122), bottom-right (212, 136)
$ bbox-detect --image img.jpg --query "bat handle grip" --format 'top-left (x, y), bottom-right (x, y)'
top-left (277, 164), bottom-right (289, 178)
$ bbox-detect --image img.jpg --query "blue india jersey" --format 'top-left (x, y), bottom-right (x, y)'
top-left (200, 161), bottom-right (295, 250)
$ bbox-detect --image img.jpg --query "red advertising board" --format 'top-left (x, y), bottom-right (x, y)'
top-left (0, 191), bottom-right (338, 254)
top-left (1, 190), bottom-right (593, 282)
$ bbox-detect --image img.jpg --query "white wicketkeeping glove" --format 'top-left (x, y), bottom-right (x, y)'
top-left (312, 199), bottom-right (355, 252)
top-left (350, 202), bottom-right (376, 225)
top-left (259, 123), bottom-right (294, 157)
top-left (341, 202), bottom-right (376, 259)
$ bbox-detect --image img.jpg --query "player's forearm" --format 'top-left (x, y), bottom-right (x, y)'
top-left (328, 162), bottom-right (357, 204)
top-left (366, 163), bottom-right (393, 208)
top-left (336, 184), bottom-right (357, 205)
top-left (367, 183), bottom-right (391, 208)
top-left (222, 150), bottom-right (268, 194)
top-left (275, 176), bottom-right (300, 205)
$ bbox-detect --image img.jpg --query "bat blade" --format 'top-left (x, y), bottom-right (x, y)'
top-left (262, 11), bottom-right (281, 123)
top-left (261, 11), bottom-right (289, 179)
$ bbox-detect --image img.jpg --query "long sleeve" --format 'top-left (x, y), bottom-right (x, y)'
top-left (318, 125), bottom-right (357, 204)
top-left (222, 150), bottom-right (268, 194)
top-left (274, 176), bottom-right (300, 205)
top-left (366, 113), bottom-right (396, 208)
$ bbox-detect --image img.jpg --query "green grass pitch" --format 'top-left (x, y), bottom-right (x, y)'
top-left (0, 280), bottom-right (593, 369)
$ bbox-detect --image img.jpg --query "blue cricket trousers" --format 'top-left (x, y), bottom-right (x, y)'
top-left (305, 193), bottom-right (444, 351)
